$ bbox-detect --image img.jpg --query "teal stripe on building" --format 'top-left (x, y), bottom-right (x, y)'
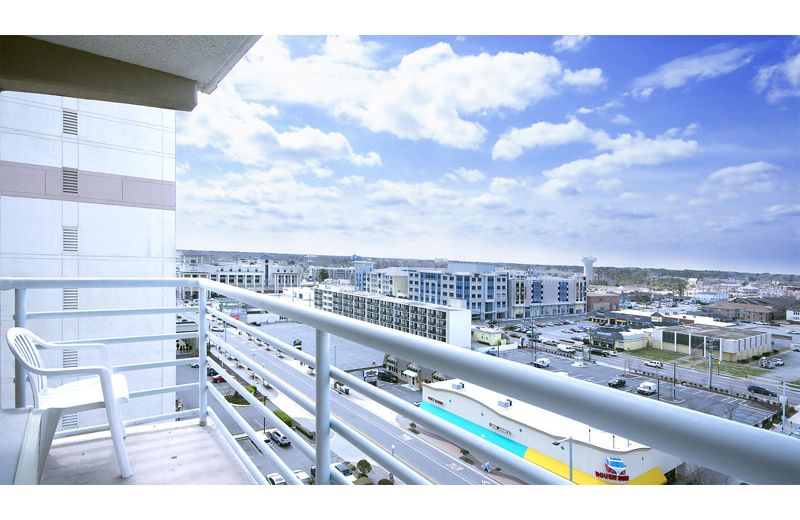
top-left (419, 401), bottom-right (528, 458)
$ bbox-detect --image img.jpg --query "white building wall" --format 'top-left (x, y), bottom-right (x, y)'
top-left (0, 92), bottom-right (176, 426)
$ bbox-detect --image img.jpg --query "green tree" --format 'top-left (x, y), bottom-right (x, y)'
top-left (317, 268), bottom-right (329, 282)
top-left (356, 459), bottom-right (372, 478)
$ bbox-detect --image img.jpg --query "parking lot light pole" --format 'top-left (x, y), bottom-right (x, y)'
top-left (553, 437), bottom-right (573, 482)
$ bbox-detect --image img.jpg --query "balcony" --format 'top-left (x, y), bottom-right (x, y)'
top-left (1, 277), bottom-right (798, 486)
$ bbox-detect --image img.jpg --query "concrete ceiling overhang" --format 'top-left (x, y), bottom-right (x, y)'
top-left (0, 35), bottom-right (259, 111)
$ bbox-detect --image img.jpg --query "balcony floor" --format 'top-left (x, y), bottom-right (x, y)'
top-left (41, 419), bottom-right (256, 485)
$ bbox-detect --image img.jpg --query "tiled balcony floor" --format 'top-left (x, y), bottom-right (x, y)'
top-left (41, 419), bottom-right (256, 485)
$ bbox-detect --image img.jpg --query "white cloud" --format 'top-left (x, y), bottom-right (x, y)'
top-left (699, 161), bottom-right (778, 199)
top-left (595, 178), bottom-right (622, 192)
top-left (446, 167), bottom-right (485, 183)
top-left (619, 191), bottom-right (642, 200)
top-left (763, 203), bottom-right (800, 220)
top-left (753, 50), bottom-right (800, 102)
top-left (562, 68), bottom-right (605, 87)
top-left (632, 44), bottom-right (756, 97)
top-left (534, 128), bottom-right (700, 198)
top-left (228, 37), bottom-right (604, 150)
top-left (176, 161), bottom-right (191, 177)
top-left (576, 107), bottom-right (594, 114)
top-left (612, 114), bottom-right (633, 125)
top-left (493, 119), bottom-right (600, 160)
top-left (553, 36), bottom-right (592, 53)
top-left (177, 84), bottom-right (381, 170)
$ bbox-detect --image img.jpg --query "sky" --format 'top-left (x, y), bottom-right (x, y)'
top-left (175, 35), bottom-right (800, 274)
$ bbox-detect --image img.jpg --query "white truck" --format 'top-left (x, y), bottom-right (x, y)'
top-left (637, 381), bottom-right (657, 395)
top-left (532, 358), bottom-right (551, 369)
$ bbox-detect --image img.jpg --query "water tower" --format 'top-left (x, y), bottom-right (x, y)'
top-left (581, 256), bottom-right (596, 281)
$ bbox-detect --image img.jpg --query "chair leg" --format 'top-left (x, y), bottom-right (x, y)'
top-left (105, 404), bottom-right (132, 478)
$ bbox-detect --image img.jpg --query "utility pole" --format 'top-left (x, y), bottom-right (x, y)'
top-left (782, 382), bottom-right (787, 433)
top-left (673, 363), bottom-right (677, 398)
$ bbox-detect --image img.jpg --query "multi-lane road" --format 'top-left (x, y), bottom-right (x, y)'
top-left (178, 313), bottom-right (497, 485)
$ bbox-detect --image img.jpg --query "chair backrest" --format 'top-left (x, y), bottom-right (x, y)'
top-left (6, 327), bottom-right (48, 407)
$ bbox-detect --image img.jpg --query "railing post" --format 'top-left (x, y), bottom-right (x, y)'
top-left (315, 329), bottom-right (331, 484)
top-left (14, 288), bottom-right (27, 408)
top-left (198, 287), bottom-right (208, 426)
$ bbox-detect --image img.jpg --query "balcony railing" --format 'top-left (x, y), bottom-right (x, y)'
top-left (2, 277), bottom-right (799, 485)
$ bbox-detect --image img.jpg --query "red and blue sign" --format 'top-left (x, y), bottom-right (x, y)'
top-left (596, 457), bottom-right (629, 482)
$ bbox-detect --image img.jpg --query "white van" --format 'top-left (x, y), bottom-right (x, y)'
top-left (558, 345), bottom-right (576, 353)
top-left (637, 381), bottom-right (657, 395)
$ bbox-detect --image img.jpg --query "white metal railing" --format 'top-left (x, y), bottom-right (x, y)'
top-left (1, 277), bottom-right (798, 485)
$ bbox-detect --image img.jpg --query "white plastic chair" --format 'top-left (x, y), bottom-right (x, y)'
top-left (6, 327), bottom-right (132, 479)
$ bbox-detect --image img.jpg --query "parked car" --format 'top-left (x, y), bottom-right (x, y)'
top-left (571, 336), bottom-right (584, 341)
top-left (558, 345), bottom-right (576, 353)
top-left (207, 367), bottom-right (218, 377)
top-left (211, 374), bottom-right (225, 383)
top-left (377, 370), bottom-right (398, 383)
top-left (637, 381), bottom-right (657, 395)
top-left (644, 360), bottom-right (663, 369)
top-left (608, 377), bottom-right (626, 388)
top-left (772, 358), bottom-right (784, 366)
top-left (790, 429), bottom-right (800, 440)
top-left (748, 385), bottom-right (777, 397)
top-left (267, 428), bottom-right (291, 446)
top-left (590, 348), bottom-right (609, 357)
top-left (793, 346), bottom-right (800, 352)
top-left (267, 473), bottom-right (287, 485)
top-left (532, 358), bottom-right (550, 368)
top-left (293, 469), bottom-right (311, 485)
top-left (310, 462), bottom-right (357, 484)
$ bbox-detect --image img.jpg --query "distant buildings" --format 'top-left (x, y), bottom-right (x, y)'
top-left (365, 267), bottom-right (410, 296)
top-left (313, 284), bottom-right (471, 348)
top-left (176, 255), bottom-right (300, 299)
top-left (353, 260), bottom-right (374, 291)
top-left (587, 293), bottom-right (621, 312)
top-left (307, 265), bottom-right (354, 282)
top-left (695, 291), bottom-right (729, 304)
top-left (710, 301), bottom-right (775, 323)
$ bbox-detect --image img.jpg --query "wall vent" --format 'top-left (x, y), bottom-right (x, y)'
top-left (63, 288), bottom-right (78, 310)
top-left (62, 110), bottom-right (78, 135)
top-left (62, 227), bottom-right (78, 253)
top-left (61, 413), bottom-right (78, 430)
top-left (62, 349), bottom-right (78, 368)
top-left (62, 168), bottom-right (78, 194)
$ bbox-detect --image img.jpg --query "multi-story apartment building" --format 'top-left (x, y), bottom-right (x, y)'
top-left (0, 91), bottom-right (177, 426)
top-left (407, 262), bottom-right (509, 322)
top-left (353, 260), bottom-right (374, 291)
top-left (307, 265), bottom-right (354, 282)
top-left (365, 267), bottom-right (409, 296)
top-left (313, 285), bottom-right (471, 348)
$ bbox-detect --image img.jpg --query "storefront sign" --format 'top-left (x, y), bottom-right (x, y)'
top-left (595, 457), bottom-right (629, 482)
top-left (488, 422), bottom-right (511, 435)
top-left (427, 396), bottom-right (443, 405)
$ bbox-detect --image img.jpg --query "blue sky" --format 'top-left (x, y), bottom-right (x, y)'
top-left (175, 35), bottom-right (800, 274)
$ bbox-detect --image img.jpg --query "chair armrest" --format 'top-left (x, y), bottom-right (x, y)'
top-left (22, 364), bottom-right (110, 379)
top-left (36, 342), bottom-right (113, 370)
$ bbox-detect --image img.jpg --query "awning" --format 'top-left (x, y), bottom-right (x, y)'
top-left (403, 370), bottom-right (418, 377)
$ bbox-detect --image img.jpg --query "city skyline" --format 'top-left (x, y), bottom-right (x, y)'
top-left (175, 35), bottom-right (800, 274)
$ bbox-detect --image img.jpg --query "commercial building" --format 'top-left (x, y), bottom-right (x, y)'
top-left (710, 301), bottom-right (775, 323)
top-left (651, 324), bottom-right (772, 362)
top-left (0, 91), bottom-right (180, 425)
top-left (587, 293), bottom-right (621, 312)
top-left (313, 285), bottom-right (471, 348)
top-left (177, 257), bottom-right (300, 299)
top-left (589, 327), bottom-right (652, 351)
top-left (421, 380), bottom-right (682, 484)
top-left (695, 291), bottom-right (729, 304)
top-left (788, 309), bottom-right (800, 323)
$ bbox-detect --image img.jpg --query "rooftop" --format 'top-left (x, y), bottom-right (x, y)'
top-left (659, 323), bottom-right (771, 340)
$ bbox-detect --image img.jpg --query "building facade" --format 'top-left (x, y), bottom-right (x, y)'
top-left (313, 285), bottom-right (471, 348)
top-left (0, 91), bottom-right (177, 426)
top-left (710, 302), bottom-right (775, 323)
top-left (651, 324), bottom-right (772, 362)
top-left (587, 293), bottom-right (621, 312)
top-left (353, 260), bottom-right (374, 291)
top-left (307, 266), bottom-right (354, 282)
top-left (365, 267), bottom-right (409, 296)
top-left (421, 380), bottom-right (681, 484)
top-left (507, 273), bottom-right (588, 318)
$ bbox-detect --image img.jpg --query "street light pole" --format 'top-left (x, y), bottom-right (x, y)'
top-left (390, 444), bottom-right (395, 483)
top-left (553, 437), bottom-right (573, 482)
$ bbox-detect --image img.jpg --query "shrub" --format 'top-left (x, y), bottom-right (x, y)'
top-left (460, 456), bottom-right (473, 464)
top-left (460, 448), bottom-right (470, 456)
top-left (354, 476), bottom-right (374, 485)
top-left (273, 410), bottom-right (293, 428)
top-left (357, 459), bottom-right (372, 477)
top-left (245, 385), bottom-right (256, 394)
top-left (295, 423), bottom-right (315, 440)
top-left (377, 479), bottom-right (394, 485)
top-left (344, 461), bottom-right (357, 473)
top-left (409, 422), bottom-right (416, 429)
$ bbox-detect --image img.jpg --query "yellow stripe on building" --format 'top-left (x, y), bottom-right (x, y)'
top-left (523, 448), bottom-right (666, 485)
